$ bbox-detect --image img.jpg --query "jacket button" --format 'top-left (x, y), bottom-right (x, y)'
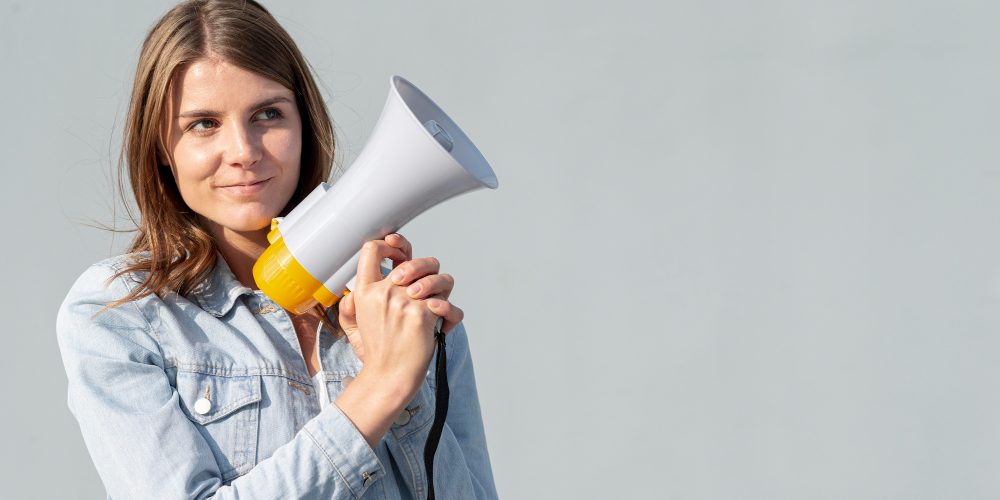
top-left (394, 408), bottom-right (411, 426)
top-left (194, 398), bottom-right (212, 415)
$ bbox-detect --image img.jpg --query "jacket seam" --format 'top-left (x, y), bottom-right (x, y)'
top-left (171, 364), bottom-right (322, 384)
top-left (104, 259), bottom-right (167, 360)
top-left (302, 426), bottom-right (360, 499)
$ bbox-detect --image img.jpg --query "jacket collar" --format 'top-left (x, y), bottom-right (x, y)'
top-left (185, 253), bottom-right (254, 317)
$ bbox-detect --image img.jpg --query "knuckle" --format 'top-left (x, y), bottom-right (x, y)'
top-left (396, 261), bottom-right (412, 276)
top-left (387, 287), bottom-right (405, 302)
top-left (404, 303), bottom-right (425, 319)
top-left (362, 240), bottom-right (380, 253)
top-left (434, 300), bottom-right (451, 314)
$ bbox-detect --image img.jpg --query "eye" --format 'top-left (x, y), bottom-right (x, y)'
top-left (188, 119), bottom-right (218, 132)
top-left (254, 108), bottom-right (283, 121)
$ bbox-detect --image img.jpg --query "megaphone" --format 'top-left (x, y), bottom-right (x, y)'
top-left (253, 75), bottom-right (498, 314)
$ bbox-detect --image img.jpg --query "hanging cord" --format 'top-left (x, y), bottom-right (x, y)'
top-left (326, 305), bottom-right (449, 498)
top-left (423, 325), bottom-right (449, 500)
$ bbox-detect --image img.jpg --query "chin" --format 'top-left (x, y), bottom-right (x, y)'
top-left (232, 216), bottom-right (276, 232)
top-left (207, 210), bottom-right (277, 234)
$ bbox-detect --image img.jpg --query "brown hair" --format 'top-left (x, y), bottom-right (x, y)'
top-left (108, 0), bottom-right (334, 310)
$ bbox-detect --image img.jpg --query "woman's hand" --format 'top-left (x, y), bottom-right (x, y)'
top-left (333, 233), bottom-right (466, 448)
top-left (337, 233), bottom-right (464, 365)
top-left (383, 233), bottom-right (464, 334)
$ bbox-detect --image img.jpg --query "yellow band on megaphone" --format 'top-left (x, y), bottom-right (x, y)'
top-left (253, 224), bottom-right (342, 314)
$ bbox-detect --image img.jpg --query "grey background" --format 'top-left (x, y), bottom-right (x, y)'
top-left (2, 0), bottom-right (999, 498)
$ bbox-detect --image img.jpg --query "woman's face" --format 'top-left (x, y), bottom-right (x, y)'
top-left (164, 58), bottom-right (302, 236)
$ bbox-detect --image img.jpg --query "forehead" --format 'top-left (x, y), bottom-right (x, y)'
top-left (169, 58), bottom-right (292, 109)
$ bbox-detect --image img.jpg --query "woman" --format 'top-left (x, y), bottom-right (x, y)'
top-left (55, 1), bottom-right (497, 498)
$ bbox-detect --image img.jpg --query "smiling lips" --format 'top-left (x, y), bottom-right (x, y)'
top-left (219, 178), bottom-right (271, 196)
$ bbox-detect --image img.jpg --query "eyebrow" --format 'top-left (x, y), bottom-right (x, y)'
top-left (176, 96), bottom-right (294, 119)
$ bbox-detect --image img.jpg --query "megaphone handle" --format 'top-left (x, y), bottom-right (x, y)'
top-left (422, 320), bottom-right (449, 500)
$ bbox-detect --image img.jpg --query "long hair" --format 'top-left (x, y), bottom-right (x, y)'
top-left (108, 0), bottom-right (334, 310)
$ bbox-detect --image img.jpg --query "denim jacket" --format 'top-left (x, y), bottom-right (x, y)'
top-left (56, 254), bottom-right (497, 499)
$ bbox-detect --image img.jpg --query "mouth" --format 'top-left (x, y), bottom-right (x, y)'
top-left (219, 177), bottom-right (272, 196)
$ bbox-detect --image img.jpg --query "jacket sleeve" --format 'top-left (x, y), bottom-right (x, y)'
top-left (56, 263), bottom-right (386, 499)
top-left (382, 321), bottom-right (499, 499)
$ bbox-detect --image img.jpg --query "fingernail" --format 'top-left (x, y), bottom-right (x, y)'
top-left (390, 271), bottom-right (404, 283)
top-left (407, 283), bottom-right (422, 295)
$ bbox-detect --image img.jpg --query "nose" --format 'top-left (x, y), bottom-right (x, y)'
top-left (222, 122), bottom-right (262, 168)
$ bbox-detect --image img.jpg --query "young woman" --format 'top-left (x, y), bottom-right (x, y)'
top-left (56, 1), bottom-right (497, 498)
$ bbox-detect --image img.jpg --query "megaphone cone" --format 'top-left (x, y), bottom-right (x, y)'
top-left (253, 75), bottom-right (498, 314)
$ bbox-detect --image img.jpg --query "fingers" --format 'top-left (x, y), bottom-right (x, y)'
top-left (403, 273), bottom-right (454, 300)
top-left (356, 240), bottom-right (409, 287)
top-left (384, 233), bottom-right (413, 268)
top-left (339, 292), bottom-right (356, 318)
top-left (426, 297), bottom-right (464, 334)
top-left (388, 256), bottom-right (440, 286)
top-left (335, 294), bottom-right (364, 362)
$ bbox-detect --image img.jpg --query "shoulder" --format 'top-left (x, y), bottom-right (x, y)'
top-left (57, 253), bottom-right (168, 372)
top-left (79, 252), bottom-right (150, 284)
top-left (57, 253), bottom-right (155, 337)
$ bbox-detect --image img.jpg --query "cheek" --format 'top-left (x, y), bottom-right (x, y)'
top-left (266, 130), bottom-right (303, 190)
top-left (267, 130), bottom-right (302, 166)
top-left (170, 142), bottom-right (217, 199)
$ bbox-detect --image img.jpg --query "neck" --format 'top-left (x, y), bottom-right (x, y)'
top-left (203, 218), bottom-right (270, 289)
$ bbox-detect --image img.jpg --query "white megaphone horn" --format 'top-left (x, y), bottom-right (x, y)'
top-left (253, 75), bottom-right (498, 314)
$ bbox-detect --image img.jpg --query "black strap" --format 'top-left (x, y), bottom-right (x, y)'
top-left (423, 328), bottom-right (449, 500)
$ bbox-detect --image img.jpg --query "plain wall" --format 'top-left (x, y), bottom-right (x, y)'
top-left (2, 1), bottom-right (999, 498)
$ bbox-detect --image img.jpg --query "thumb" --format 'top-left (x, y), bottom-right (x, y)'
top-left (337, 293), bottom-right (365, 362)
top-left (338, 293), bottom-right (357, 323)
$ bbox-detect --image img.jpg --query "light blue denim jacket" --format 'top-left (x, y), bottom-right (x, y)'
top-left (56, 254), bottom-right (497, 499)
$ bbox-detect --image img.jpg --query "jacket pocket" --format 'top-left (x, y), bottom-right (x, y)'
top-left (318, 370), bottom-right (359, 405)
top-left (176, 371), bottom-right (262, 481)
